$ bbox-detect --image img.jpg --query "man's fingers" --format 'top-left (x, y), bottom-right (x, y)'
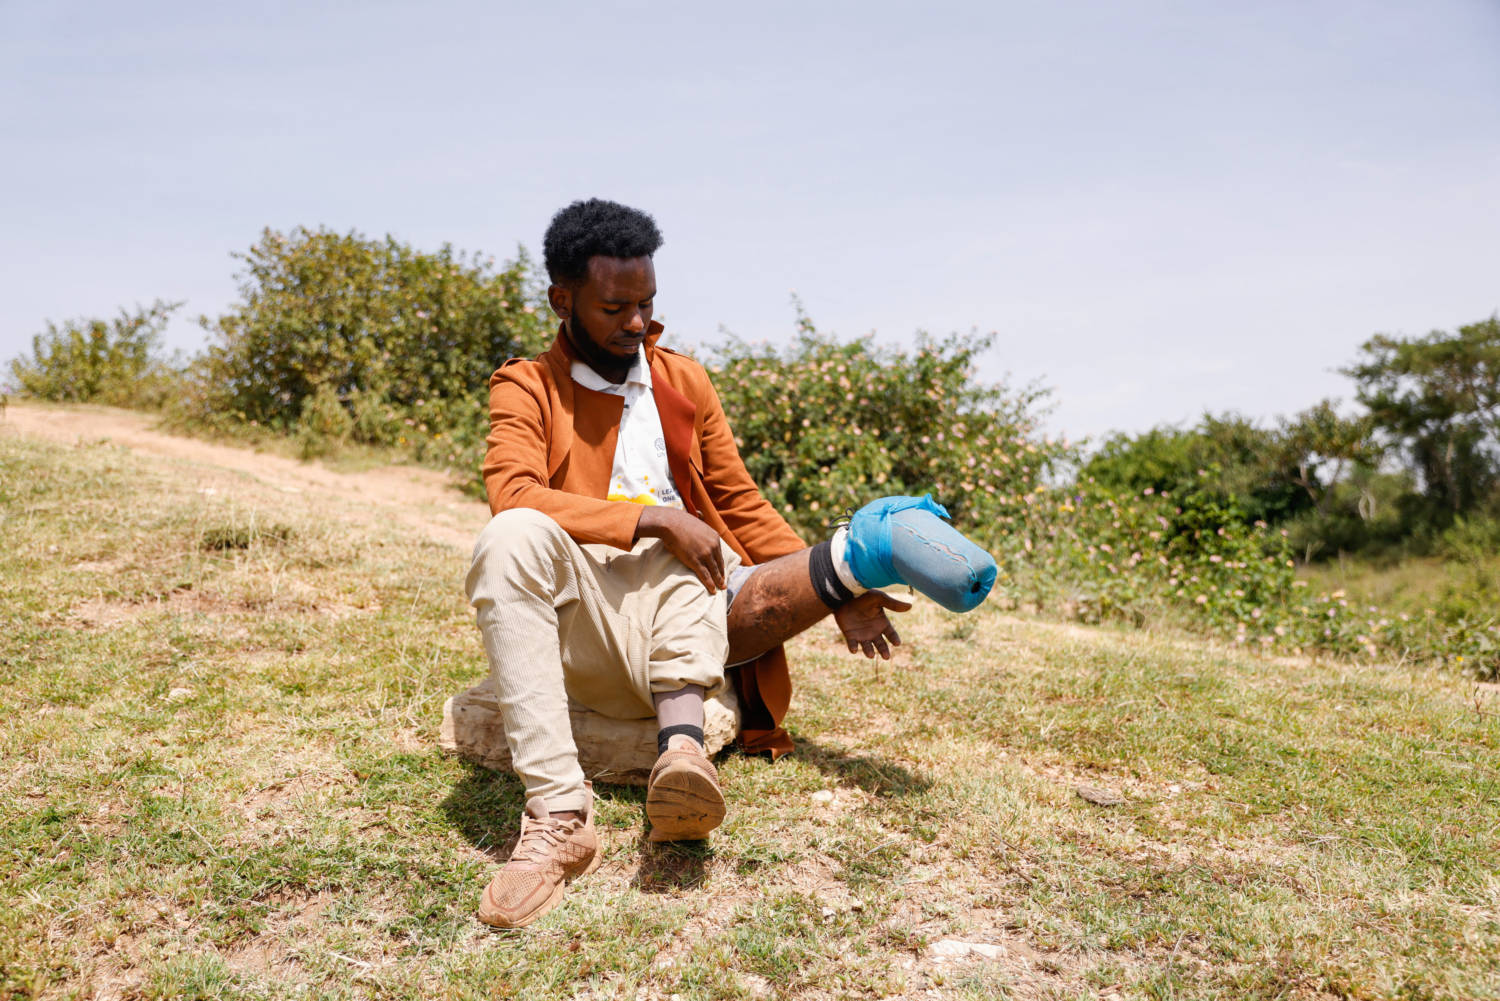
top-left (861, 640), bottom-right (876, 659)
top-left (697, 562), bottom-right (718, 594)
top-left (873, 636), bottom-right (891, 659)
top-left (884, 624), bottom-right (902, 647)
top-left (876, 590), bottom-right (914, 613)
top-left (704, 544), bottom-right (726, 589)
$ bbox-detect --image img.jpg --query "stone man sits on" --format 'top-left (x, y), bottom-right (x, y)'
top-left (465, 199), bottom-right (996, 927)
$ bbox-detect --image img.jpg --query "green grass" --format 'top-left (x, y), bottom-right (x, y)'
top-left (3, 432), bottom-right (1499, 999)
top-left (1301, 555), bottom-right (1461, 612)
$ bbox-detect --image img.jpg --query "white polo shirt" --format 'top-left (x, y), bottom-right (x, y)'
top-left (570, 349), bottom-right (684, 510)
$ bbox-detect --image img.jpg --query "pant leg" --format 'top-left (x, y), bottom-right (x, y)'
top-left (626, 540), bottom-right (742, 696)
top-left (571, 536), bottom-right (738, 700)
top-left (465, 508), bottom-right (645, 811)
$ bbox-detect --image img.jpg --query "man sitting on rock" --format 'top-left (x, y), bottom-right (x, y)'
top-left (466, 198), bottom-right (997, 928)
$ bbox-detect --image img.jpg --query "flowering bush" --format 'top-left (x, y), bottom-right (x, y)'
top-left (998, 479), bottom-right (1499, 678)
top-left (703, 310), bottom-right (1067, 541)
top-left (702, 316), bottom-right (1498, 677)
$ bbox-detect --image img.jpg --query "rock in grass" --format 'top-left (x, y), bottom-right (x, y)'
top-left (439, 680), bottom-right (741, 786)
top-left (1076, 785), bottom-right (1126, 806)
top-left (929, 939), bottom-right (1006, 961)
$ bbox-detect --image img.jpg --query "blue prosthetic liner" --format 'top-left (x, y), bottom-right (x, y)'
top-left (845, 494), bottom-right (998, 613)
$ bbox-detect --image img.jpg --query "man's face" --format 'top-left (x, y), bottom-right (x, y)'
top-left (550, 256), bottom-right (657, 380)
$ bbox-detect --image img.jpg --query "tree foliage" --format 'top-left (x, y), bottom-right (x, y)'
top-left (1081, 412), bottom-right (1314, 526)
top-left (1275, 400), bottom-right (1379, 512)
top-left (7, 300), bottom-right (183, 407)
top-left (1346, 316), bottom-right (1500, 518)
top-left (183, 227), bottom-right (552, 442)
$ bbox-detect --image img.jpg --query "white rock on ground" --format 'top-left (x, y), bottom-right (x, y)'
top-left (439, 679), bottom-right (741, 786)
top-left (929, 939), bottom-right (1007, 961)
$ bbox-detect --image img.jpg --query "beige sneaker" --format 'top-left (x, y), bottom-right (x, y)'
top-left (645, 735), bottom-right (727, 842)
top-left (477, 789), bottom-right (601, 928)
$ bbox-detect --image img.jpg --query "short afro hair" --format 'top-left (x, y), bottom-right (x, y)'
top-left (543, 198), bottom-right (663, 286)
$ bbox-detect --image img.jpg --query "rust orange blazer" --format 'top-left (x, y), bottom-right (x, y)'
top-left (481, 323), bottom-right (808, 757)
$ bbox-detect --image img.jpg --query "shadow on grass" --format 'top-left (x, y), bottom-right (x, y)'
top-left (441, 761), bottom-right (711, 895)
top-left (782, 734), bottom-right (933, 798)
top-left (438, 736), bottom-right (927, 884)
top-left (440, 762), bottom-right (660, 856)
top-left (632, 837), bottom-right (712, 893)
top-left (438, 762), bottom-right (527, 861)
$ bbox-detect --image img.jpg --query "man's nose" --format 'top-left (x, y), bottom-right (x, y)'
top-left (624, 311), bottom-right (645, 333)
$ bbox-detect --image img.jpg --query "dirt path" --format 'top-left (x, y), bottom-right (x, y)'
top-left (1, 401), bottom-right (492, 550)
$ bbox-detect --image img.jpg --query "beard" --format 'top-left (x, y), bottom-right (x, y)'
top-left (567, 314), bottom-right (639, 380)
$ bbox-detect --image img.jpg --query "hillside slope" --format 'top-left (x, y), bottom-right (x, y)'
top-left (2, 406), bottom-right (1497, 1000)
top-left (2, 401), bottom-right (490, 551)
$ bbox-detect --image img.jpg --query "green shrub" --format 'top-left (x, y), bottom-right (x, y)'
top-left (700, 315), bottom-right (1499, 676)
top-left (7, 300), bottom-right (183, 407)
top-left (1006, 479), bottom-right (1500, 676)
top-left (703, 308), bottom-right (1066, 542)
top-left (295, 383), bottom-right (355, 459)
top-left (1441, 514), bottom-right (1500, 563)
top-left (179, 227), bottom-right (552, 447)
top-left (1281, 467), bottom-right (1418, 561)
top-left (348, 387), bottom-right (396, 445)
top-left (1016, 480), bottom-right (1500, 677)
top-left (1083, 414), bottom-right (1312, 527)
top-left (995, 475), bottom-right (1289, 625)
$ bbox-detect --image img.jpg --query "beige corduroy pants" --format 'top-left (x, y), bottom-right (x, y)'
top-left (465, 508), bottom-right (740, 811)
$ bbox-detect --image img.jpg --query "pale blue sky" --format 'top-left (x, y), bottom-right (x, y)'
top-left (3, 0), bottom-right (1497, 441)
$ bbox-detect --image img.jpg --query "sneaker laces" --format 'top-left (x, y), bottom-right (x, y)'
top-left (512, 815), bottom-right (582, 866)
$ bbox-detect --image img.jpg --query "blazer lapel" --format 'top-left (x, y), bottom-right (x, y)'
top-left (539, 333), bottom-right (574, 480)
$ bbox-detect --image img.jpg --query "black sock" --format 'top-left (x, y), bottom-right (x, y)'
top-left (658, 723), bottom-right (704, 755)
top-left (808, 538), bottom-right (855, 609)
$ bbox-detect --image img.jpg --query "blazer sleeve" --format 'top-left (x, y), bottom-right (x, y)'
top-left (697, 376), bottom-right (808, 562)
top-left (481, 372), bottom-right (643, 550)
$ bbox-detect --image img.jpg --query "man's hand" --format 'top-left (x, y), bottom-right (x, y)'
top-left (834, 590), bottom-right (912, 659)
top-left (636, 507), bottom-right (727, 594)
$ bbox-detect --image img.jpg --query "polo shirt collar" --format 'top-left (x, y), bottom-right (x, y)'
top-left (571, 347), bottom-right (651, 392)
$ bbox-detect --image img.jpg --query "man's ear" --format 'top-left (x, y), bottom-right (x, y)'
top-left (547, 283), bottom-right (571, 321)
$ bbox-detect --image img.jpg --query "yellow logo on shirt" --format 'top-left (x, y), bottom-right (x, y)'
top-left (608, 492), bottom-right (660, 506)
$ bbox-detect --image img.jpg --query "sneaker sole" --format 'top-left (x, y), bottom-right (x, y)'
top-left (646, 765), bottom-right (727, 842)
